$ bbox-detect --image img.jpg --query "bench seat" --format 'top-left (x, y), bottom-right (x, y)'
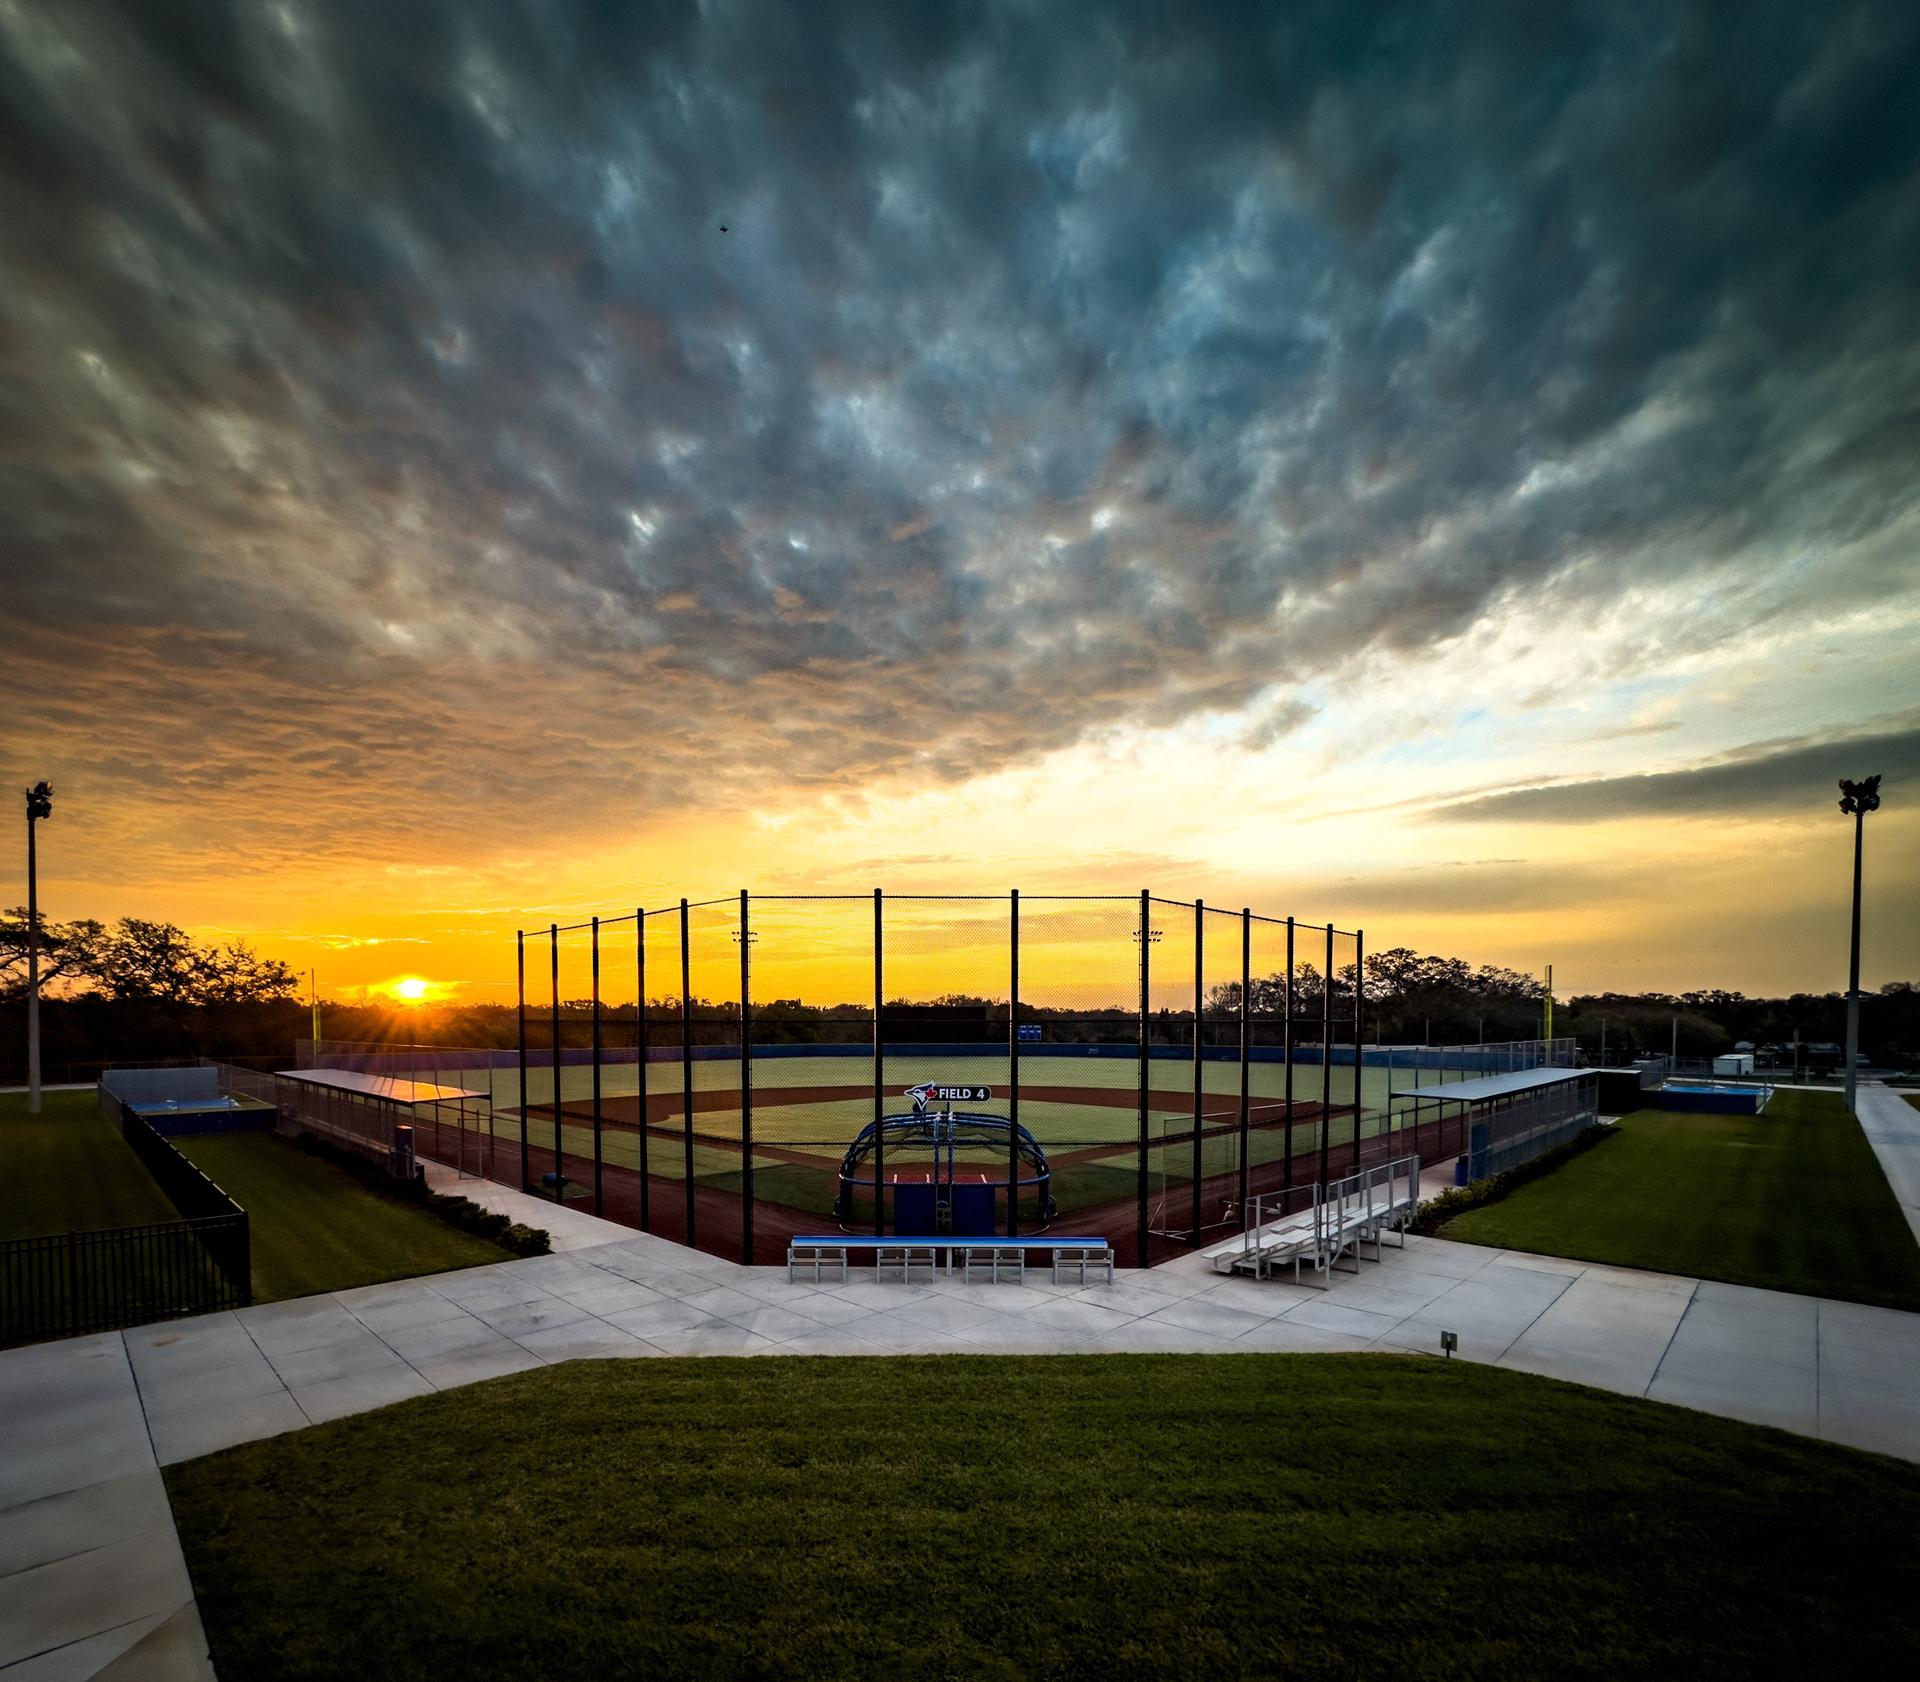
top-left (786, 1235), bottom-right (1114, 1286)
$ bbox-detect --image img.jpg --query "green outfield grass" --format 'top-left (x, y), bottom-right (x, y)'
top-left (473, 1052), bottom-right (1403, 1155)
top-left (174, 1132), bottom-right (518, 1303)
top-left (167, 1353), bottom-right (1920, 1682)
top-left (392, 1047), bottom-right (1435, 1234)
top-left (481, 1049), bottom-right (1392, 1126)
top-left (0, 1089), bottom-right (180, 1238)
top-left (470, 1100), bottom-right (1354, 1221)
top-left (1438, 1090), bottom-right (1920, 1310)
top-left (354, 1048), bottom-right (1462, 1231)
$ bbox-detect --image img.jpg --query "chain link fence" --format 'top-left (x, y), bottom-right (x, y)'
top-left (303, 891), bottom-right (1407, 1268)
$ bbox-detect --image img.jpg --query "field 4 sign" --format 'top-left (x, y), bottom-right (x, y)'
top-left (907, 1083), bottom-right (993, 1106)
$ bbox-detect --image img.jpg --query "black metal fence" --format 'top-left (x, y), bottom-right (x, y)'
top-left (0, 1102), bottom-right (250, 1346)
top-left (115, 1098), bottom-right (252, 1228)
top-left (1, 1213), bottom-right (250, 1344)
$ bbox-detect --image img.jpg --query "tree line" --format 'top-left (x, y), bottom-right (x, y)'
top-left (4, 912), bottom-right (1912, 1077)
top-left (1, 909), bottom-right (300, 1006)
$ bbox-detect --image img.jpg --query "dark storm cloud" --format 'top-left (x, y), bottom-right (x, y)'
top-left (3, 0), bottom-right (1920, 853)
top-left (1435, 722), bottom-right (1920, 824)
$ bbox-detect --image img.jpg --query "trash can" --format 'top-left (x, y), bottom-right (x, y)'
top-left (392, 1122), bottom-right (416, 1182)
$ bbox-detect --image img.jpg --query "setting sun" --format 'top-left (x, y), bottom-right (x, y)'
top-left (391, 977), bottom-right (431, 1002)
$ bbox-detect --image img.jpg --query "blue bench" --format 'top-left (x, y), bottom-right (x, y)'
top-left (786, 1235), bottom-right (1114, 1287)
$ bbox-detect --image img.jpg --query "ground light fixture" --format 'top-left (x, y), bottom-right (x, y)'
top-left (23, 780), bottom-right (53, 1115)
top-left (1837, 774), bottom-right (1882, 1115)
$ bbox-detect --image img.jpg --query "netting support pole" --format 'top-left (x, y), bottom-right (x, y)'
top-left (1190, 898), bottom-right (1204, 1243)
top-left (516, 930), bottom-right (528, 1193)
top-left (1353, 928), bottom-right (1366, 1174)
top-left (739, 889), bottom-right (754, 1266)
top-left (873, 888), bottom-right (885, 1238)
top-left (1283, 917), bottom-right (1294, 1195)
top-left (591, 916), bottom-right (604, 1217)
top-left (550, 925), bottom-right (562, 1204)
top-left (1136, 889), bottom-right (1150, 1267)
top-left (1318, 923), bottom-right (1334, 1189)
top-left (1238, 907), bottom-right (1251, 1228)
top-left (1007, 888), bottom-right (1021, 1240)
top-left (636, 909), bottom-right (650, 1232)
top-left (680, 898), bottom-right (695, 1247)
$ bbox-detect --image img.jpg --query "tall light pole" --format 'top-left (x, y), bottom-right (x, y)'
top-left (1839, 774), bottom-right (1882, 1116)
top-left (24, 782), bottom-right (53, 1116)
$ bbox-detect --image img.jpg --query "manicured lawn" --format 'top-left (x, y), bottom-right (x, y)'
top-left (1439, 1089), bottom-right (1920, 1309)
top-left (0, 1089), bottom-right (179, 1237)
top-left (174, 1132), bottom-right (512, 1303)
top-left (167, 1353), bottom-right (1920, 1682)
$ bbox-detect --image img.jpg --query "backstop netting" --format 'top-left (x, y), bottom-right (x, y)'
top-left (296, 891), bottom-right (1503, 1269)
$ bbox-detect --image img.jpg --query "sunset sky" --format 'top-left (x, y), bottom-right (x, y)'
top-left (4, 0), bottom-right (1917, 1008)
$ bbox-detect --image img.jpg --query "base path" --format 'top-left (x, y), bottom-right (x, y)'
top-left (6, 1226), bottom-right (1918, 1677)
top-left (1857, 1081), bottom-right (1920, 1247)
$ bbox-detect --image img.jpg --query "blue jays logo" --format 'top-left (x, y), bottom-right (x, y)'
top-left (907, 1082), bottom-right (992, 1107)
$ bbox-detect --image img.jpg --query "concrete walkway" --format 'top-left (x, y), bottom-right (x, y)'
top-left (419, 1159), bottom-right (641, 1253)
top-left (1856, 1080), bottom-right (1920, 1247)
top-left (6, 1228), bottom-right (1920, 1678)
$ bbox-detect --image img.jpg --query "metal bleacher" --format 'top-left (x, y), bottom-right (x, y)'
top-left (1199, 1154), bottom-right (1422, 1287)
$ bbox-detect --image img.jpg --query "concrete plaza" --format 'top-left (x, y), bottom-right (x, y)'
top-left (5, 1090), bottom-right (1920, 1678)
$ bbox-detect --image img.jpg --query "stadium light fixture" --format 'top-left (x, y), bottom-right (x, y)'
top-left (23, 782), bottom-right (53, 1115)
top-left (1837, 774), bottom-right (1882, 1116)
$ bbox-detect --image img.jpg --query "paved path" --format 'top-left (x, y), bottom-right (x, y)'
top-left (6, 1229), bottom-right (1919, 1677)
top-left (1856, 1080), bottom-right (1920, 1247)
top-left (419, 1159), bottom-right (641, 1252)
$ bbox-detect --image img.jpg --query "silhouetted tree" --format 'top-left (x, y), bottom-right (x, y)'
top-left (93, 918), bottom-right (298, 1005)
top-left (0, 907), bottom-right (106, 1001)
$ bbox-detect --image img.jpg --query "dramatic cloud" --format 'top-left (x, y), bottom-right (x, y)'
top-left (1335, 858), bottom-right (1631, 915)
top-left (3, 0), bottom-right (1920, 1013)
top-left (2, 0), bottom-right (1918, 960)
top-left (1433, 723), bottom-right (1920, 824)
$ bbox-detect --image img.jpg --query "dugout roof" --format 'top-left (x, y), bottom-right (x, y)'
top-left (274, 1068), bottom-right (487, 1106)
top-left (1389, 1067), bottom-right (1592, 1105)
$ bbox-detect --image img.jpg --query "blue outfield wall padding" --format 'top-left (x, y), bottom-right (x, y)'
top-left (1652, 1084), bottom-right (1771, 1116)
